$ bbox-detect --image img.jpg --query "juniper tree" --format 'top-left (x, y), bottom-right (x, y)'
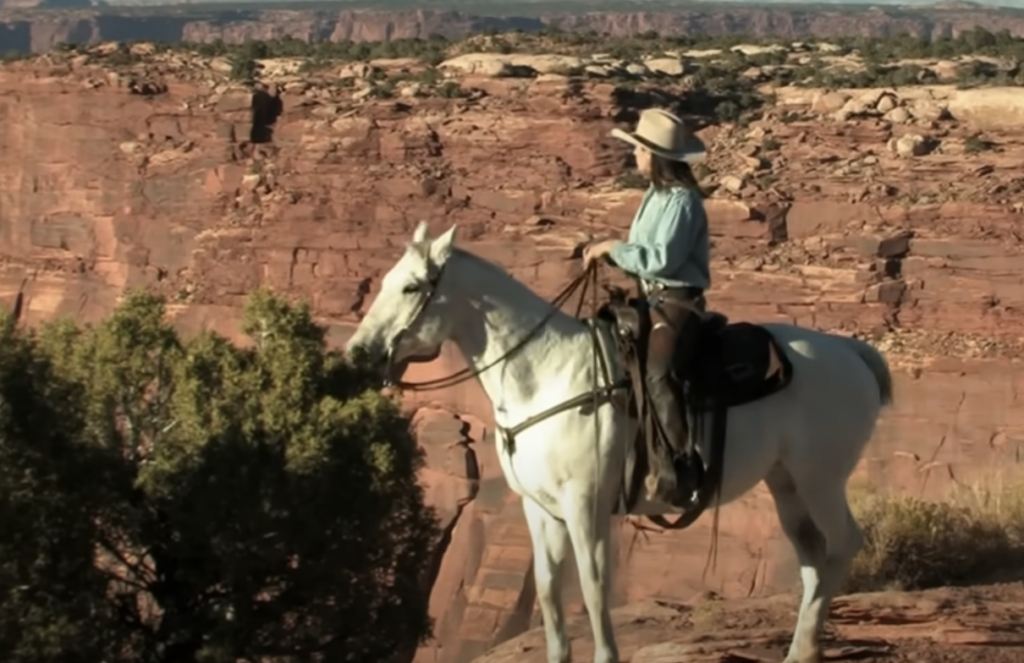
top-left (1, 289), bottom-right (437, 663)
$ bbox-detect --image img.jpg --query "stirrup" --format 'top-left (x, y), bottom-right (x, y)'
top-left (672, 455), bottom-right (703, 492)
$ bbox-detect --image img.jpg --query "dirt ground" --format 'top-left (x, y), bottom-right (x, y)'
top-left (473, 583), bottom-right (1024, 663)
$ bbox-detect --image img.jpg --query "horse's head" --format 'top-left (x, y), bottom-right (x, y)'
top-left (345, 221), bottom-right (459, 384)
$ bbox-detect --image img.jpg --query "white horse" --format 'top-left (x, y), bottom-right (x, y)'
top-left (345, 222), bottom-right (893, 663)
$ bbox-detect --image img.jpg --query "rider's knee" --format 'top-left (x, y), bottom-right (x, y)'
top-left (645, 369), bottom-right (671, 387)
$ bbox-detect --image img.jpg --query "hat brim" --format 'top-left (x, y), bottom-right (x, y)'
top-left (610, 127), bottom-right (707, 163)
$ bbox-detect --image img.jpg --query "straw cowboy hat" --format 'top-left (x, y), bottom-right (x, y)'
top-left (610, 108), bottom-right (706, 163)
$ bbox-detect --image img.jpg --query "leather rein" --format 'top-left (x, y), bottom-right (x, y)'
top-left (386, 260), bottom-right (604, 393)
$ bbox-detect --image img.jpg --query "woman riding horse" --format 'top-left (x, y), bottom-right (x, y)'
top-left (582, 108), bottom-right (710, 510)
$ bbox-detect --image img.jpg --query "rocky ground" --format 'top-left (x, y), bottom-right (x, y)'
top-left (3, 35), bottom-right (1024, 663)
top-left (475, 584), bottom-right (1024, 663)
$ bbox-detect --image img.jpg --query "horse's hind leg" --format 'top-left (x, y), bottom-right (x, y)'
top-left (765, 463), bottom-right (864, 663)
top-left (765, 465), bottom-right (826, 662)
top-left (523, 498), bottom-right (572, 663)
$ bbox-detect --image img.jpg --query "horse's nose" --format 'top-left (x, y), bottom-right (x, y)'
top-left (344, 333), bottom-right (387, 366)
top-left (343, 333), bottom-right (371, 360)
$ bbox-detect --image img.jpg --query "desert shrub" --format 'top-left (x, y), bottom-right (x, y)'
top-left (964, 133), bottom-right (996, 154)
top-left (186, 35), bottom-right (450, 67)
top-left (714, 100), bottom-right (741, 123)
top-left (437, 81), bottom-right (469, 98)
top-left (227, 54), bottom-right (259, 81)
top-left (0, 290), bottom-right (438, 663)
top-left (369, 81), bottom-right (396, 98)
top-left (844, 481), bottom-right (1024, 593)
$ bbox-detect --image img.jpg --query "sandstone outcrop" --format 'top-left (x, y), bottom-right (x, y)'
top-left (792, 85), bottom-right (1024, 130)
top-left (2, 41), bottom-right (1024, 663)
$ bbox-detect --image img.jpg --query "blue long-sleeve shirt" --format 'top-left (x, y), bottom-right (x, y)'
top-left (608, 185), bottom-right (711, 291)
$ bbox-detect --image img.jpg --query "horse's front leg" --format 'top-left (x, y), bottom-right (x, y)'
top-left (523, 497), bottom-right (572, 663)
top-left (564, 487), bottom-right (619, 663)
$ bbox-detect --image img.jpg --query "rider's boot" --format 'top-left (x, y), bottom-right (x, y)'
top-left (647, 374), bottom-right (703, 508)
top-left (644, 296), bottom-right (705, 508)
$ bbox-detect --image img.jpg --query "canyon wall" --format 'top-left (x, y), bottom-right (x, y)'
top-left (4, 4), bottom-right (1024, 54)
top-left (1, 52), bottom-right (1023, 663)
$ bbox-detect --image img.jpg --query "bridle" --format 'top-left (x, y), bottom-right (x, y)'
top-left (383, 261), bottom-right (448, 388)
top-left (383, 257), bottom-right (603, 392)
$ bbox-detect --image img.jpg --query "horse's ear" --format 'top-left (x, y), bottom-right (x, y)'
top-left (430, 224), bottom-right (457, 265)
top-left (412, 221), bottom-right (430, 244)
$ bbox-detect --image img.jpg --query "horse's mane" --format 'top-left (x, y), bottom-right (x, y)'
top-left (450, 246), bottom-right (562, 310)
top-left (410, 242), bottom-right (510, 278)
top-left (452, 246), bottom-right (510, 277)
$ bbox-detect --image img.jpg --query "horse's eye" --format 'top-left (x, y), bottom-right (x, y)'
top-left (402, 284), bottom-right (421, 295)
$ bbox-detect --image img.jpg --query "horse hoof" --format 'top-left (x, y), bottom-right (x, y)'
top-left (783, 653), bottom-right (821, 663)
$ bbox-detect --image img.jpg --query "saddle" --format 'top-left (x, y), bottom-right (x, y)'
top-left (596, 285), bottom-right (794, 528)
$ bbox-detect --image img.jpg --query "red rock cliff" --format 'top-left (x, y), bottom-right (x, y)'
top-left (2, 49), bottom-right (1023, 663)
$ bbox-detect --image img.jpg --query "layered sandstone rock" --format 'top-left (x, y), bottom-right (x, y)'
top-left (2, 47), bottom-right (1024, 663)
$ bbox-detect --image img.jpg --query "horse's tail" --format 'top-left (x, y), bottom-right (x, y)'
top-left (842, 336), bottom-right (894, 408)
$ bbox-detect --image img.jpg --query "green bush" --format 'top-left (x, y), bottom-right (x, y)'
top-left (0, 290), bottom-right (438, 663)
top-left (844, 483), bottom-right (1024, 593)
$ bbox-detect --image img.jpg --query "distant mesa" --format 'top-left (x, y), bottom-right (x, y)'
top-left (931, 1), bottom-right (985, 8)
top-left (1, 0), bottom-right (96, 7)
top-left (3, 3), bottom-right (1024, 56)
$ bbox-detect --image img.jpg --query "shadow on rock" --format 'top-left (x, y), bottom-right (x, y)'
top-left (250, 86), bottom-right (283, 144)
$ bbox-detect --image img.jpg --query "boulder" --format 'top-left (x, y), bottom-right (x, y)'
top-left (887, 133), bottom-right (933, 157)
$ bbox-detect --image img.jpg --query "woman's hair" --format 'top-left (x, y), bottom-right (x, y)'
top-left (649, 155), bottom-right (705, 198)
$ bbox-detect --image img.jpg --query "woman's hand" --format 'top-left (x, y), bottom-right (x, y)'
top-left (582, 239), bottom-right (618, 270)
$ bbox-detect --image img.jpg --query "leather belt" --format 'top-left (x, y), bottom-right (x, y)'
top-left (641, 280), bottom-right (704, 300)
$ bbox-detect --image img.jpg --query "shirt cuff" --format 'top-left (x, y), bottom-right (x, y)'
top-left (608, 241), bottom-right (626, 260)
